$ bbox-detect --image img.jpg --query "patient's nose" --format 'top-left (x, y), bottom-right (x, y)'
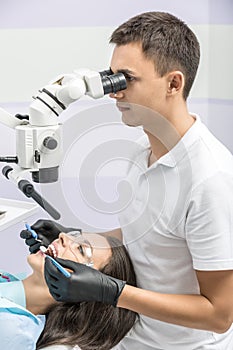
top-left (58, 232), bottom-right (70, 247)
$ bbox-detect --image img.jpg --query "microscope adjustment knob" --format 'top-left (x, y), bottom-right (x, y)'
top-left (43, 136), bottom-right (58, 150)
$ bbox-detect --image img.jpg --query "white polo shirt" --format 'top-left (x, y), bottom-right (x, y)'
top-left (115, 115), bottom-right (233, 350)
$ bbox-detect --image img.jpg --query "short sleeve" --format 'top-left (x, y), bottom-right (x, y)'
top-left (185, 172), bottom-right (233, 271)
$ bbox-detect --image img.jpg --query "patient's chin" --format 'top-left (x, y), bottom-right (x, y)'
top-left (27, 252), bottom-right (44, 274)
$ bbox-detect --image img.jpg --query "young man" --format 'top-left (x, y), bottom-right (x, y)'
top-left (21, 12), bottom-right (233, 349)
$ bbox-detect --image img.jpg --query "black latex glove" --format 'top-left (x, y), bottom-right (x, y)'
top-left (44, 257), bottom-right (126, 306)
top-left (20, 219), bottom-right (81, 254)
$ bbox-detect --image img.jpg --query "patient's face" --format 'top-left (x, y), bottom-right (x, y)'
top-left (28, 233), bottom-right (112, 276)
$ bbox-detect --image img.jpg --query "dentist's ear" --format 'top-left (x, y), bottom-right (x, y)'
top-left (167, 71), bottom-right (184, 95)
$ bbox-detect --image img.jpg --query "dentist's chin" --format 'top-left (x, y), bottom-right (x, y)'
top-left (116, 102), bottom-right (131, 113)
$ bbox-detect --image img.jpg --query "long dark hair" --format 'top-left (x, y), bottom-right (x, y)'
top-left (36, 236), bottom-right (137, 350)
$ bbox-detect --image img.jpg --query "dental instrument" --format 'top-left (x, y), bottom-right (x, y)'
top-left (24, 222), bottom-right (38, 239)
top-left (40, 246), bottom-right (71, 278)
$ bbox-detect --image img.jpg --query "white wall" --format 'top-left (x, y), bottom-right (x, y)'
top-left (0, 25), bottom-right (233, 103)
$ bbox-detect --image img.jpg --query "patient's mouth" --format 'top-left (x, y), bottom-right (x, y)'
top-left (43, 244), bottom-right (58, 258)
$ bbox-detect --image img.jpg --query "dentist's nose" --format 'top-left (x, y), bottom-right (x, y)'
top-left (109, 91), bottom-right (124, 99)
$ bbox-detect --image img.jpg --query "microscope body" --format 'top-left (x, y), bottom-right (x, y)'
top-left (15, 68), bottom-right (109, 183)
top-left (16, 123), bottom-right (62, 183)
top-left (0, 68), bottom-right (126, 217)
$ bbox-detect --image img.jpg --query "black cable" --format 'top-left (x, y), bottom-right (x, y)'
top-left (2, 166), bottom-right (61, 220)
top-left (18, 179), bottom-right (61, 220)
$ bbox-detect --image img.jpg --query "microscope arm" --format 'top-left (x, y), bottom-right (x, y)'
top-left (28, 69), bottom-right (106, 127)
top-left (29, 68), bottom-right (126, 126)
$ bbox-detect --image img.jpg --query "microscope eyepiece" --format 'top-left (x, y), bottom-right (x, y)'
top-left (99, 70), bottom-right (127, 95)
top-left (99, 69), bottom-right (113, 79)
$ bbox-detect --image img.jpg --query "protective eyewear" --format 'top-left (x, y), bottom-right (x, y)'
top-left (65, 230), bottom-right (94, 267)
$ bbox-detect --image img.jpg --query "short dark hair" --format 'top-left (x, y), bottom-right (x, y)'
top-left (36, 236), bottom-right (137, 350)
top-left (110, 11), bottom-right (200, 100)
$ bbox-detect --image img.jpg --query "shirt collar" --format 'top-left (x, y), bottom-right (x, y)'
top-left (150, 114), bottom-right (202, 168)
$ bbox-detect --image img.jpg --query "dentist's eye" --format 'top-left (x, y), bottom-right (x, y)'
top-left (125, 75), bottom-right (135, 82)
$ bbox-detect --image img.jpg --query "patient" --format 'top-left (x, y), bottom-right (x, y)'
top-left (0, 231), bottom-right (137, 350)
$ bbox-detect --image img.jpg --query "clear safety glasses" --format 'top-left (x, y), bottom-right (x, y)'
top-left (65, 230), bottom-right (94, 267)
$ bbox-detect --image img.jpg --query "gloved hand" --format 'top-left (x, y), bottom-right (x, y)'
top-left (20, 219), bottom-right (81, 254)
top-left (44, 257), bottom-right (126, 306)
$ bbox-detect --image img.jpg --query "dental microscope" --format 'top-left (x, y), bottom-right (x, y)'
top-left (0, 69), bottom-right (126, 219)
